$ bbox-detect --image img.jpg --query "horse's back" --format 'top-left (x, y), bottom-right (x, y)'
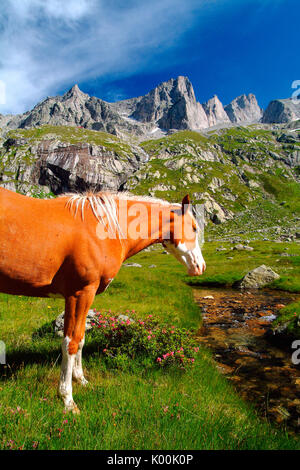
top-left (0, 189), bottom-right (74, 293)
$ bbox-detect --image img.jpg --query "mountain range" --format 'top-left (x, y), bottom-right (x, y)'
top-left (1, 76), bottom-right (298, 138)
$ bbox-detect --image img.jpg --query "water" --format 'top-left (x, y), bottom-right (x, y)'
top-left (193, 287), bottom-right (300, 433)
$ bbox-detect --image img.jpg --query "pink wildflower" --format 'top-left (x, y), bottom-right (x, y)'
top-left (157, 357), bottom-right (162, 362)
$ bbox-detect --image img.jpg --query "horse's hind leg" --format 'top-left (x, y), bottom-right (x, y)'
top-left (73, 336), bottom-right (88, 386)
top-left (59, 334), bottom-right (78, 413)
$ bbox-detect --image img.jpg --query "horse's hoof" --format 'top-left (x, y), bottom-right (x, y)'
top-left (65, 400), bottom-right (80, 414)
top-left (71, 403), bottom-right (81, 415)
top-left (74, 376), bottom-right (89, 386)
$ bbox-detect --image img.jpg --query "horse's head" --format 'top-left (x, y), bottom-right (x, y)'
top-left (162, 195), bottom-right (206, 276)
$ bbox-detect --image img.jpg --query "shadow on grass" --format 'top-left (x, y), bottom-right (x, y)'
top-left (0, 328), bottom-right (105, 381)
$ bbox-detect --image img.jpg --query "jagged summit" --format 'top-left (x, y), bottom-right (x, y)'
top-left (203, 95), bottom-right (230, 127)
top-left (225, 94), bottom-right (263, 123)
top-left (124, 75), bottom-right (208, 130)
top-left (63, 83), bottom-right (85, 97)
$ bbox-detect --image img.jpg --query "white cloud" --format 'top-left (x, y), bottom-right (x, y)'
top-left (0, 0), bottom-right (206, 114)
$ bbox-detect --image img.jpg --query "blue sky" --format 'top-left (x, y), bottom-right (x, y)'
top-left (0, 0), bottom-right (299, 114)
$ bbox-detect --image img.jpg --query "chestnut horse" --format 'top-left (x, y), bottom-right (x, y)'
top-left (0, 188), bottom-right (205, 413)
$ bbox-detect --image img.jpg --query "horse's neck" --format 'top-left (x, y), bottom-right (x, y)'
top-left (119, 199), bottom-right (169, 260)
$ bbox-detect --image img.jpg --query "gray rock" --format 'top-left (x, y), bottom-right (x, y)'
top-left (123, 263), bottom-right (142, 267)
top-left (54, 309), bottom-right (97, 337)
top-left (237, 265), bottom-right (280, 289)
top-left (233, 244), bottom-right (253, 251)
top-left (117, 314), bottom-right (135, 323)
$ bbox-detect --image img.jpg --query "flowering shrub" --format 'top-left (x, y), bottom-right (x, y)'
top-left (88, 310), bottom-right (200, 370)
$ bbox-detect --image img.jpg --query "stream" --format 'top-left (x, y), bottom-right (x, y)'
top-left (193, 287), bottom-right (300, 433)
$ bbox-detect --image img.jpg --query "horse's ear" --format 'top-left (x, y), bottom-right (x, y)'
top-left (182, 194), bottom-right (190, 214)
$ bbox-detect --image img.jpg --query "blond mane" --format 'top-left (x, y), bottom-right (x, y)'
top-left (62, 191), bottom-right (203, 243)
top-left (63, 191), bottom-right (176, 238)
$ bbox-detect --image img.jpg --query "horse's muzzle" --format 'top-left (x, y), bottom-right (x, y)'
top-left (188, 262), bottom-right (206, 276)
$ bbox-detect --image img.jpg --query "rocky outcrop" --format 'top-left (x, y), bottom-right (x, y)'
top-left (236, 265), bottom-right (280, 289)
top-left (262, 98), bottom-right (300, 123)
top-left (224, 94), bottom-right (263, 123)
top-left (0, 136), bottom-right (148, 195)
top-left (193, 191), bottom-right (234, 224)
top-left (202, 95), bottom-right (230, 127)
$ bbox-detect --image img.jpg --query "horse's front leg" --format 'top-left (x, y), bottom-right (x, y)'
top-left (58, 285), bottom-right (96, 413)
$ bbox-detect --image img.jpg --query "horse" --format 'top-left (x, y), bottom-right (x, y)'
top-left (0, 187), bottom-right (206, 413)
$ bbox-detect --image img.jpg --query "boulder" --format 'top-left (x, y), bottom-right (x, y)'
top-left (123, 263), bottom-right (142, 267)
top-left (233, 244), bottom-right (254, 251)
top-left (54, 311), bottom-right (136, 337)
top-left (236, 265), bottom-right (280, 289)
top-left (54, 309), bottom-right (97, 337)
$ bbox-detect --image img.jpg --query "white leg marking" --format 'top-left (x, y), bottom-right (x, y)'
top-left (72, 337), bottom-right (88, 386)
top-left (58, 336), bottom-right (79, 413)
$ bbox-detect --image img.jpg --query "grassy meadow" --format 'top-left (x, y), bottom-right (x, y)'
top-left (0, 241), bottom-right (300, 450)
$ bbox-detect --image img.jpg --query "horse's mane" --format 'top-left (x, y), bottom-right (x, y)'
top-left (62, 191), bottom-right (176, 238)
top-left (62, 191), bottom-right (203, 242)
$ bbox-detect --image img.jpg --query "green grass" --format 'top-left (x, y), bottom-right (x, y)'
top-left (1, 245), bottom-right (300, 449)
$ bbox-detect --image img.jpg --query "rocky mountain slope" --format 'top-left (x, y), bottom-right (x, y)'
top-left (0, 76), bottom-right (265, 137)
top-left (0, 126), bottom-right (148, 196)
top-left (1, 123), bottom-right (299, 241)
